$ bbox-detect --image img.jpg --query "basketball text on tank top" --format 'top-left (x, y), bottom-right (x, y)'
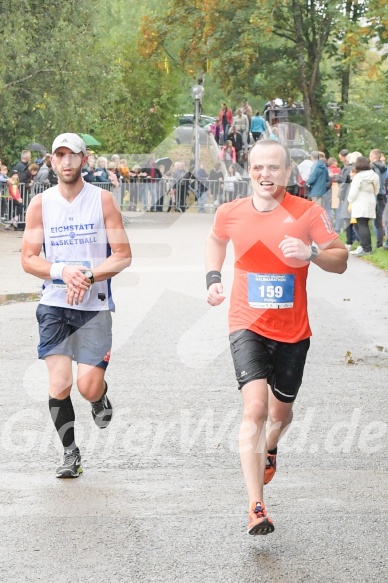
top-left (40, 182), bottom-right (114, 311)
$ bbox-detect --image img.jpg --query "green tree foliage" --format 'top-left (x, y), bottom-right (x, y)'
top-left (0, 0), bottom-right (182, 163)
top-left (0, 0), bottom-right (111, 163)
top-left (90, 0), bottom-right (182, 154)
top-left (339, 69), bottom-right (388, 154)
top-left (139, 0), bottom-right (388, 148)
top-left (2, 0), bottom-right (387, 161)
top-left (94, 48), bottom-right (180, 154)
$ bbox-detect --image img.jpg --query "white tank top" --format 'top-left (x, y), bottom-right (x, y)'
top-left (40, 182), bottom-right (114, 311)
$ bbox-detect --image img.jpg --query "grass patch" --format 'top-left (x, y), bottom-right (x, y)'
top-left (339, 228), bottom-right (388, 271)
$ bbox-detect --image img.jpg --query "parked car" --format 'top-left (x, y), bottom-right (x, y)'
top-left (178, 114), bottom-right (216, 127)
top-left (174, 114), bottom-right (216, 145)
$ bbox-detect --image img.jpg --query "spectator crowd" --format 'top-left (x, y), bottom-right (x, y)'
top-left (1, 111), bottom-right (387, 254)
top-left (291, 147), bottom-right (388, 256)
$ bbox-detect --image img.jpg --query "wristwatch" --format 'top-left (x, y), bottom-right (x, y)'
top-left (307, 244), bottom-right (319, 262)
top-left (84, 269), bottom-right (95, 284)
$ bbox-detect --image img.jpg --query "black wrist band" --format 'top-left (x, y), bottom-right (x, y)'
top-left (206, 270), bottom-right (222, 289)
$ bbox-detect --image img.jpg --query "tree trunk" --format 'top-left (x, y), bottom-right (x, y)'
top-left (291, 0), bottom-right (313, 133)
top-left (341, 64), bottom-right (351, 106)
top-left (310, 94), bottom-right (328, 150)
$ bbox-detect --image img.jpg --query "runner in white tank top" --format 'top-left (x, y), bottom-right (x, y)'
top-left (41, 181), bottom-right (114, 311)
top-left (21, 132), bottom-right (132, 478)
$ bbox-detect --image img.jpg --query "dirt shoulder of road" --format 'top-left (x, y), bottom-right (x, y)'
top-left (0, 230), bottom-right (40, 295)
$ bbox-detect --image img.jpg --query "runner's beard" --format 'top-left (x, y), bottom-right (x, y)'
top-left (58, 166), bottom-right (82, 184)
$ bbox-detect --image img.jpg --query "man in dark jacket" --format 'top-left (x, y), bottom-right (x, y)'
top-left (14, 149), bottom-right (33, 203)
top-left (306, 151), bottom-right (329, 205)
top-left (227, 126), bottom-right (243, 157)
top-left (141, 156), bottom-right (163, 211)
top-left (209, 162), bottom-right (224, 205)
top-left (14, 150), bottom-right (32, 185)
top-left (369, 149), bottom-right (387, 248)
top-left (171, 162), bottom-right (192, 212)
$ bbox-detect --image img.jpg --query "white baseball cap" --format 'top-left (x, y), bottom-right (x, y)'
top-left (52, 133), bottom-right (87, 155)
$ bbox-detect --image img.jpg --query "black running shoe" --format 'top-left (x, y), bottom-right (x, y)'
top-left (56, 448), bottom-right (83, 479)
top-left (91, 382), bottom-right (112, 429)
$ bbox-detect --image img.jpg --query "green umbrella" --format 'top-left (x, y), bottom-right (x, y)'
top-left (79, 133), bottom-right (101, 147)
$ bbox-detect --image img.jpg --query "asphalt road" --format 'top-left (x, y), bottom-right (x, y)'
top-left (0, 213), bottom-right (387, 582)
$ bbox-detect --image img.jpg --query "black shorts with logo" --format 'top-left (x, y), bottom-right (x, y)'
top-left (229, 329), bottom-right (310, 403)
top-left (36, 304), bottom-right (112, 369)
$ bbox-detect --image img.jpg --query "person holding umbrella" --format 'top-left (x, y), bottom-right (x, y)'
top-left (26, 142), bottom-right (48, 153)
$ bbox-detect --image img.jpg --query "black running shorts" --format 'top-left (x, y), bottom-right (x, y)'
top-left (36, 304), bottom-right (112, 369)
top-left (229, 329), bottom-right (310, 403)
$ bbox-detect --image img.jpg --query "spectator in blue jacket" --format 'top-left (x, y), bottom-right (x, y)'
top-left (250, 111), bottom-right (267, 142)
top-left (306, 151), bottom-right (329, 206)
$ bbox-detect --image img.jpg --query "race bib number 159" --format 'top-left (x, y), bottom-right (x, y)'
top-left (247, 273), bottom-right (294, 309)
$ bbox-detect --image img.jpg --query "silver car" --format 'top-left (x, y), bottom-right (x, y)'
top-left (174, 115), bottom-right (215, 145)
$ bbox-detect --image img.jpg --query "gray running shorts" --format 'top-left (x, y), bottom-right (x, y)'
top-left (36, 304), bottom-right (112, 369)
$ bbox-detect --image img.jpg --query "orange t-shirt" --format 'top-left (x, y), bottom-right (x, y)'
top-left (213, 193), bottom-right (338, 342)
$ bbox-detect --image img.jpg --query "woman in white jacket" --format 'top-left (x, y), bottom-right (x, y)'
top-left (348, 156), bottom-right (380, 256)
top-left (223, 164), bottom-right (242, 202)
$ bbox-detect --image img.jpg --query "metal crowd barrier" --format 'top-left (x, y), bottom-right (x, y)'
top-left (1, 181), bottom-right (115, 229)
top-left (119, 177), bottom-right (251, 213)
top-left (1, 176), bottom-right (253, 230)
top-left (1, 182), bottom-right (41, 228)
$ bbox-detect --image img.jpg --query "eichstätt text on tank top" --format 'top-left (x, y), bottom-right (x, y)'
top-left (40, 182), bottom-right (114, 311)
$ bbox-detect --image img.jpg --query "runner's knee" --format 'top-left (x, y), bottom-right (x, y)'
top-left (243, 399), bottom-right (268, 424)
top-left (77, 377), bottom-right (104, 402)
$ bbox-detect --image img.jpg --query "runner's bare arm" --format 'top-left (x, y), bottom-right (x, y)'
top-left (21, 194), bottom-right (49, 278)
top-left (310, 238), bottom-right (348, 273)
top-left (205, 229), bottom-right (229, 306)
top-left (279, 236), bottom-right (347, 274)
top-left (90, 190), bottom-right (132, 282)
top-left (206, 228), bottom-right (229, 272)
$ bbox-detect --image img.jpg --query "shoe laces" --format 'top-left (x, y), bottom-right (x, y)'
top-left (92, 394), bottom-right (107, 415)
top-left (266, 455), bottom-right (275, 469)
top-left (63, 449), bottom-right (79, 465)
top-left (253, 502), bottom-right (265, 518)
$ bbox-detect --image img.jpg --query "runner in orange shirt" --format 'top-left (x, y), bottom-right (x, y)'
top-left (205, 140), bottom-right (348, 535)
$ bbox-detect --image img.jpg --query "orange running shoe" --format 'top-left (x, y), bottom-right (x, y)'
top-left (247, 501), bottom-right (274, 535)
top-left (264, 453), bottom-right (277, 485)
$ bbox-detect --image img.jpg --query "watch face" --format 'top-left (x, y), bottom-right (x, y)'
top-left (85, 270), bottom-right (93, 279)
